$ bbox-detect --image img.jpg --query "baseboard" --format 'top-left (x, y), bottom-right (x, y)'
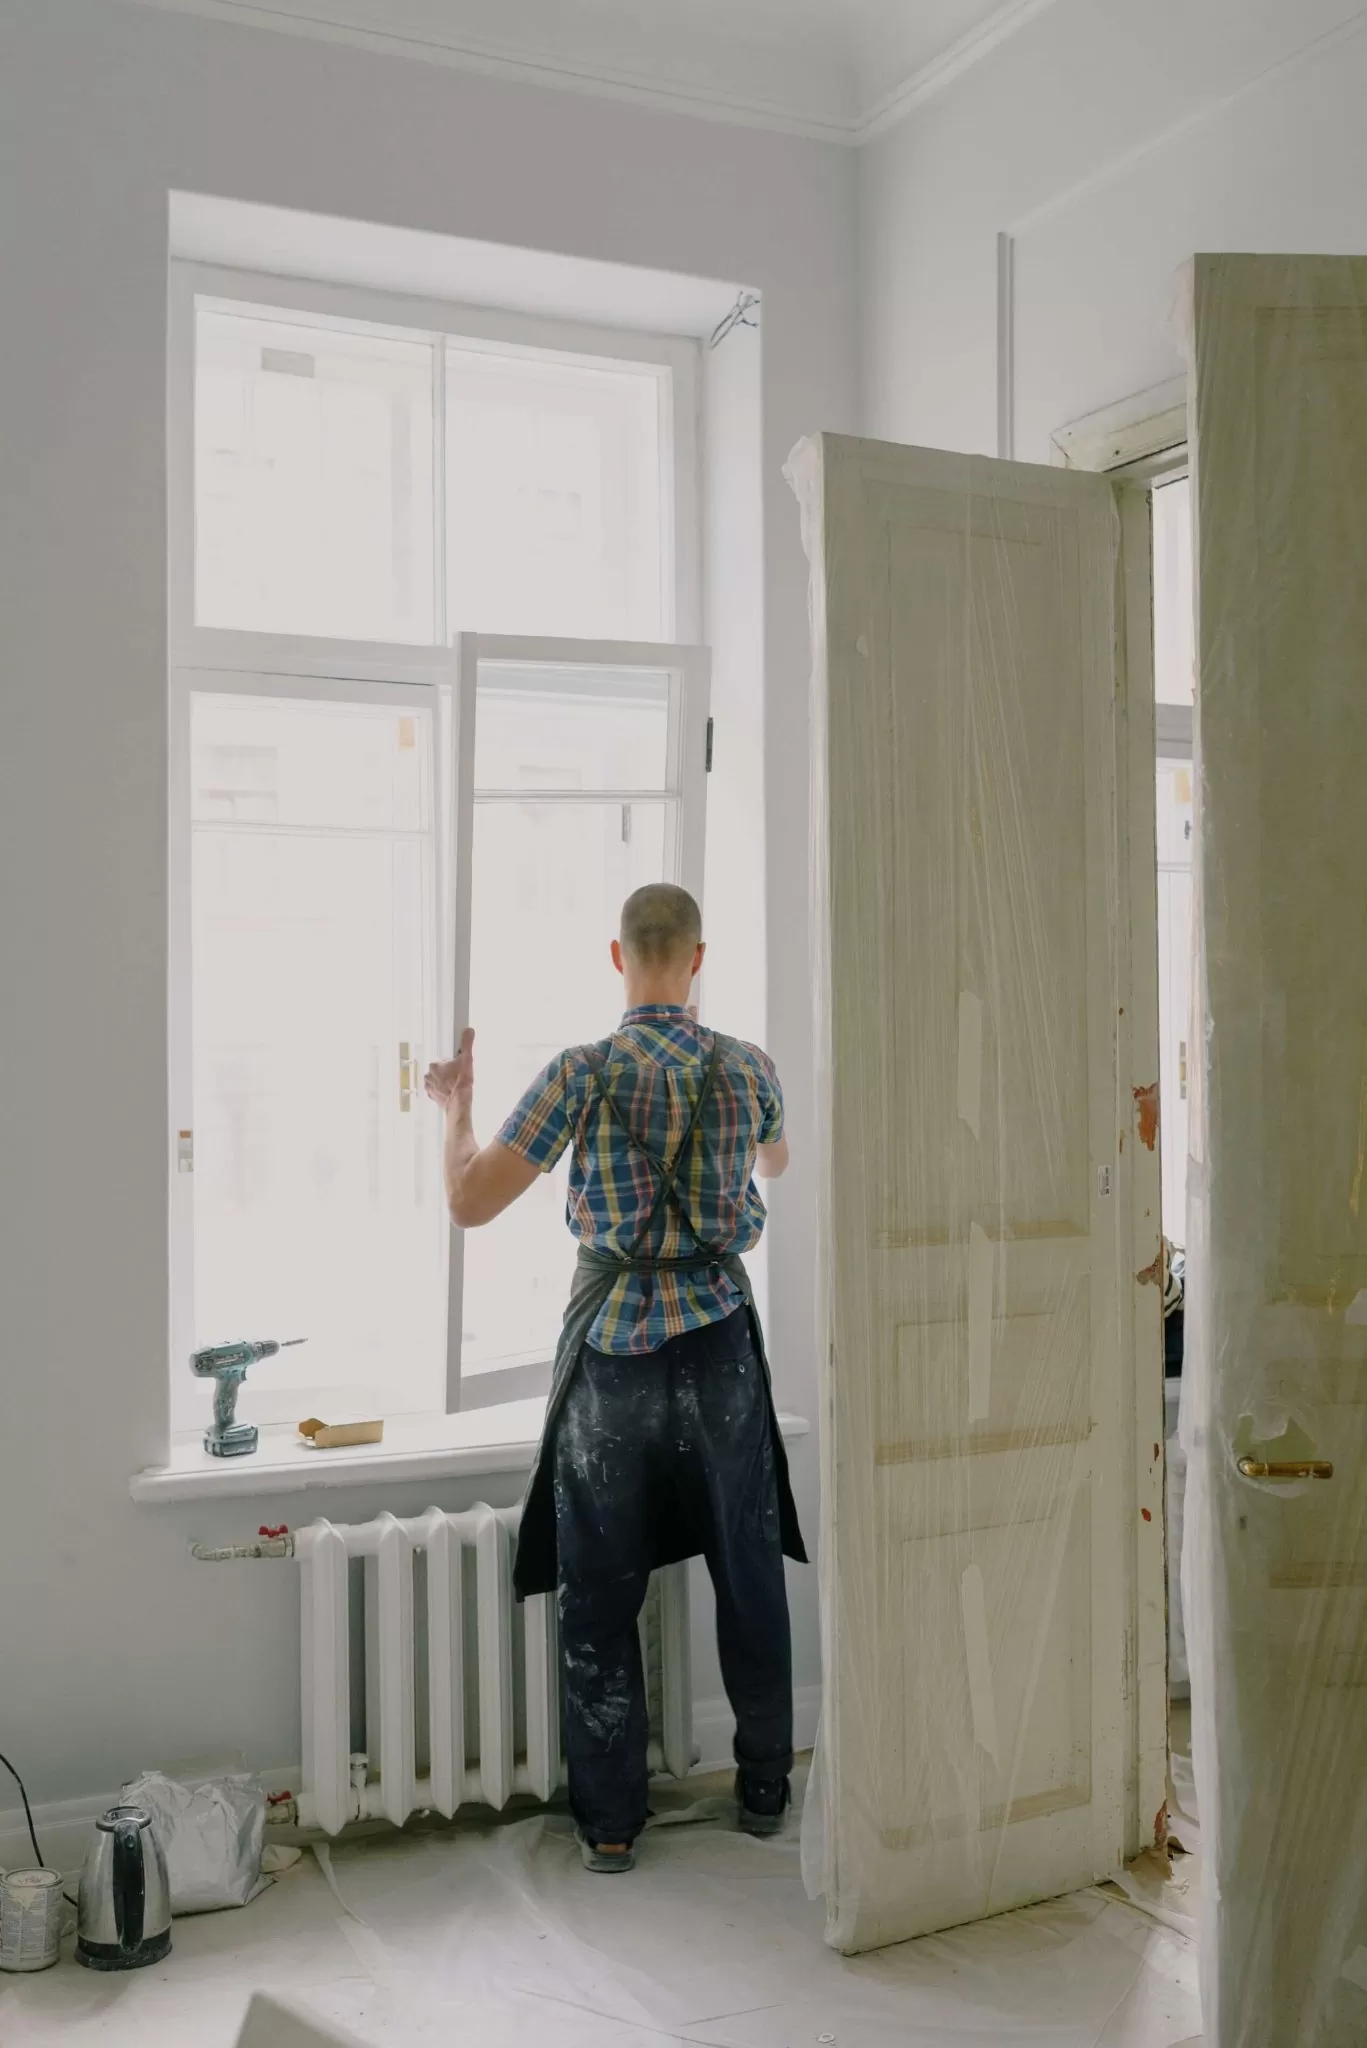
top-left (3, 1688), bottom-right (824, 1873)
top-left (691, 1683), bottom-right (822, 1774)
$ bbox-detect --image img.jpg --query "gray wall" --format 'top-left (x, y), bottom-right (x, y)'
top-left (0, 0), bottom-right (856, 1806)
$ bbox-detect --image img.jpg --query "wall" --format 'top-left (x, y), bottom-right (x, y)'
top-left (859, 0), bottom-right (1367, 460)
top-left (0, 0), bottom-right (855, 1811)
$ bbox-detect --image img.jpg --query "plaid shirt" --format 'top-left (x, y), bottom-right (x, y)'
top-left (496, 1005), bottom-right (785, 1355)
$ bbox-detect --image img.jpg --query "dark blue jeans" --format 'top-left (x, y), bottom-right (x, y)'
top-left (552, 1305), bottom-right (794, 1844)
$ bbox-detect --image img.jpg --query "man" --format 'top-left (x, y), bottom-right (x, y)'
top-left (424, 883), bottom-right (805, 1873)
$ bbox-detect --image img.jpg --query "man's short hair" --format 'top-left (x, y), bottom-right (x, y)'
top-left (620, 884), bottom-right (702, 966)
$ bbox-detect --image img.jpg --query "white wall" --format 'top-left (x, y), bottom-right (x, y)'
top-left (0, 0), bottom-right (855, 1809)
top-left (860, 0), bottom-right (1367, 460)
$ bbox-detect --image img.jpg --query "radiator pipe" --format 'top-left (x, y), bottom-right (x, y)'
top-left (190, 1535), bottom-right (295, 1561)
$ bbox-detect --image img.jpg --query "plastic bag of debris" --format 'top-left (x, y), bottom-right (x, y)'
top-left (121, 1766), bottom-right (271, 1914)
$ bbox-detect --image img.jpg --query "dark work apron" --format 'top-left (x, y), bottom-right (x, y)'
top-left (512, 1030), bottom-right (807, 1599)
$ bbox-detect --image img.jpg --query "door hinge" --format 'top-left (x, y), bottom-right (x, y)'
top-left (176, 1129), bottom-right (194, 1174)
top-left (399, 1042), bottom-right (414, 1113)
top-left (705, 717), bottom-right (714, 772)
top-left (1121, 1626), bottom-right (1134, 1703)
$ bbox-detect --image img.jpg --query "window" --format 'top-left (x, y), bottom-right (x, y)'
top-left (170, 266), bottom-right (706, 1431)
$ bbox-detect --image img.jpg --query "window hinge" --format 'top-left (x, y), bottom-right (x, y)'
top-left (705, 717), bottom-right (714, 772)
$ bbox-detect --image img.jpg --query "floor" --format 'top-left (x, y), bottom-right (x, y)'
top-left (2, 1758), bottom-right (1204, 2048)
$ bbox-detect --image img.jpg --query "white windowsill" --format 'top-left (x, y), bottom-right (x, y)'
top-left (130, 1403), bottom-right (811, 1505)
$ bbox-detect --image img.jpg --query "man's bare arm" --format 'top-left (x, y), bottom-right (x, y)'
top-left (424, 1030), bottom-right (540, 1227)
top-left (756, 1137), bottom-right (790, 1181)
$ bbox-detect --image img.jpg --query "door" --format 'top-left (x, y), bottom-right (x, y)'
top-left (792, 434), bottom-right (1165, 1952)
top-left (1185, 254), bottom-right (1367, 2048)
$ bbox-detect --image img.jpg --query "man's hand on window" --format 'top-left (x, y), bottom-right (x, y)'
top-left (425, 1028), bottom-right (476, 1119)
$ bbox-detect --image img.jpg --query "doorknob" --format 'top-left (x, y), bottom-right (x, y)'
top-left (1236, 1457), bottom-right (1333, 1481)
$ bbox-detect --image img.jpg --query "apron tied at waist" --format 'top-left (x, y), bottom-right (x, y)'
top-left (511, 1030), bottom-right (807, 1598)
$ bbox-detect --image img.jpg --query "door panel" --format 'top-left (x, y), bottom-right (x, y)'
top-left (1186, 254), bottom-right (1367, 2048)
top-left (794, 435), bottom-right (1160, 1952)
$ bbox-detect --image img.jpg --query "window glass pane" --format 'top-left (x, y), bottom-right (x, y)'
top-left (446, 346), bottom-right (665, 639)
top-left (462, 799), bottom-right (672, 1375)
top-left (195, 306), bottom-right (436, 643)
top-left (1156, 760), bottom-right (1194, 1247)
top-left (192, 693), bottom-right (431, 833)
top-left (1153, 476), bottom-right (1194, 706)
top-left (190, 691), bottom-right (444, 1421)
top-left (474, 662), bottom-right (671, 792)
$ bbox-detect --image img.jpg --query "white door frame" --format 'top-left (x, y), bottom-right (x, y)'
top-left (1057, 384), bottom-right (1189, 1853)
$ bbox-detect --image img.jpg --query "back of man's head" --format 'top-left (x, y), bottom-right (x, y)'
top-left (620, 883), bottom-right (702, 967)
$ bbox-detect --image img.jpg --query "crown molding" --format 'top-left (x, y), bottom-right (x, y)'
top-left (124, 0), bottom-right (1057, 146)
top-left (124, 0), bottom-right (862, 143)
top-left (856, 0), bottom-right (1061, 142)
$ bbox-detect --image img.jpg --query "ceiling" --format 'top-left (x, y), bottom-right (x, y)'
top-left (130, 0), bottom-right (1058, 141)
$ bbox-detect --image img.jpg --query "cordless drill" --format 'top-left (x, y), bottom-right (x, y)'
top-left (191, 1338), bottom-right (305, 1458)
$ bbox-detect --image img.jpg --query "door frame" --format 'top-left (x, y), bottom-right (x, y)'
top-left (1056, 387), bottom-right (1188, 1854)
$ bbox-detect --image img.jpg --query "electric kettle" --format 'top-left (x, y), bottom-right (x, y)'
top-left (76, 1805), bottom-right (172, 1971)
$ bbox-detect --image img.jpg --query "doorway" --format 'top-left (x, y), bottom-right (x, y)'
top-left (1124, 452), bottom-right (1209, 1931)
top-left (1057, 391), bottom-right (1201, 1887)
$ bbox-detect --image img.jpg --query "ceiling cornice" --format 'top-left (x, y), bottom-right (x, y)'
top-left (125, 0), bottom-right (860, 143)
top-left (857, 0), bottom-right (1061, 142)
top-left (125, 0), bottom-right (1060, 145)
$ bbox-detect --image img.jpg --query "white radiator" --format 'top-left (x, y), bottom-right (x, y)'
top-left (293, 1504), bottom-right (693, 1834)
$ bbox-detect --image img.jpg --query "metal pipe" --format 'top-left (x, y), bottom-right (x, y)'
top-left (190, 1535), bottom-right (295, 1561)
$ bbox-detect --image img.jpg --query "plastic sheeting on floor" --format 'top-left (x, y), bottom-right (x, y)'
top-left (3, 1798), bottom-right (1202, 2048)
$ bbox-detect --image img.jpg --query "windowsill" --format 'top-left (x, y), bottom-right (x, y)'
top-left (130, 1402), bottom-right (811, 1505)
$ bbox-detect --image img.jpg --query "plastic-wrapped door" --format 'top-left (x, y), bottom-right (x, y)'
top-left (1184, 254), bottom-right (1367, 2048)
top-left (790, 435), bottom-right (1165, 1953)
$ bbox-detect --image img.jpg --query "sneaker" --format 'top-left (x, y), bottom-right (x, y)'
top-left (736, 1773), bottom-right (791, 1838)
top-left (575, 1828), bottom-right (636, 1874)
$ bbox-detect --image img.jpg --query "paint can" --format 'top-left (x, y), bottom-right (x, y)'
top-left (0, 1868), bottom-right (65, 1971)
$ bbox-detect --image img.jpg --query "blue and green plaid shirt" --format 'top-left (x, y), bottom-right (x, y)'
top-left (496, 1005), bottom-right (785, 1355)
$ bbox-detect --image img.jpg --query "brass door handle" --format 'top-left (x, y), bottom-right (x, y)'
top-left (1237, 1458), bottom-right (1334, 1481)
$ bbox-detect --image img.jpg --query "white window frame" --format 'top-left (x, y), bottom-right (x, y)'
top-left (446, 632), bottom-right (711, 1412)
top-left (169, 262), bottom-right (701, 664)
top-left (169, 657), bottom-right (451, 1431)
top-left (169, 262), bottom-right (708, 1426)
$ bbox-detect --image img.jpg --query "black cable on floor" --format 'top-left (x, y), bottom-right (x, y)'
top-left (0, 1747), bottom-right (46, 1869)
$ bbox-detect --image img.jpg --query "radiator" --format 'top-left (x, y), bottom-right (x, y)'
top-left (293, 1504), bottom-right (693, 1834)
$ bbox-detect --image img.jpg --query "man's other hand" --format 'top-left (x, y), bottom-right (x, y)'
top-left (425, 1028), bottom-right (475, 1116)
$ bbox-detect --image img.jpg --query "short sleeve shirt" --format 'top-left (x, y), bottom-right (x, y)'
top-left (496, 1005), bottom-right (784, 1355)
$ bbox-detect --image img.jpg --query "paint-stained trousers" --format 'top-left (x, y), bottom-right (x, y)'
top-left (552, 1305), bottom-right (794, 1845)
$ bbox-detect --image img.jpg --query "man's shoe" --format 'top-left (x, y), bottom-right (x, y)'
top-left (576, 1828), bottom-right (636, 1873)
top-left (736, 1773), bottom-right (791, 1838)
